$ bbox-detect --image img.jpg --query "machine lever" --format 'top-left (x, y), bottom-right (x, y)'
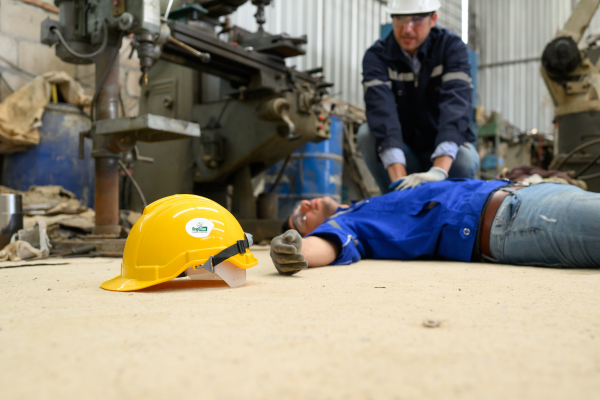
top-left (167, 36), bottom-right (211, 63)
top-left (281, 109), bottom-right (300, 141)
top-left (133, 146), bottom-right (155, 164)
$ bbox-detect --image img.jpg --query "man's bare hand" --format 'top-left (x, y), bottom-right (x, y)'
top-left (270, 230), bottom-right (308, 276)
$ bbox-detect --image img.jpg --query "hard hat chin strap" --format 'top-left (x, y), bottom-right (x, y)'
top-left (197, 233), bottom-right (253, 273)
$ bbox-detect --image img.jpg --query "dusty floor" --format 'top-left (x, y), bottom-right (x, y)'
top-left (1, 248), bottom-right (599, 400)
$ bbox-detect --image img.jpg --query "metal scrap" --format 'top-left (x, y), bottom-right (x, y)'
top-left (422, 319), bottom-right (443, 328)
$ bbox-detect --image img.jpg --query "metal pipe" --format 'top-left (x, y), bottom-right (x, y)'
top-left (94, 158), bottom-right (120, 235)
top-left (93, 45), bottom-right (121, 236)
top-left (478, 57), bottom-right (540, 69)
top-left (95, 45), bottom-right (120, 121)
top-left (0, 193), bottom-right (23, 250)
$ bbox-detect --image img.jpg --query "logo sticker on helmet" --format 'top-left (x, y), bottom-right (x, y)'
top-left (186, 218), bottom-right (214, 238)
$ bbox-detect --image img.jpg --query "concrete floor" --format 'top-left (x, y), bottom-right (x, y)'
top-left (1, 248), bottom-right (599, 400)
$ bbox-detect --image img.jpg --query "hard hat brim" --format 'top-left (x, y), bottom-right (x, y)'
top-left (100, 252), bottom-right (258, 292)
top-left (387, 8), bottom-right (438, 15)
top-left (100, 274), bottom-right (174, 292)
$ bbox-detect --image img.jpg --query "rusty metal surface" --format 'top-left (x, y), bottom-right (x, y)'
top-left (93, 114), bottom-right (201, 142)
top-left (95, 46), bottom-right (120, 122)
top-left (93, 157), bottom-right (120, 235)
top-left (92, 44), bottom-right (121, 236)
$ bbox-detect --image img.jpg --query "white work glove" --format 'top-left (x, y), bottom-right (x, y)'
top-left (270, 230), bottom-right (308, 276)
top-left (396, 166), bottom-right (448, 191)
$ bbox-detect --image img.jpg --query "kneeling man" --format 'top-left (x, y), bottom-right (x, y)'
top-left (271, 180), bottom-right (600, 275)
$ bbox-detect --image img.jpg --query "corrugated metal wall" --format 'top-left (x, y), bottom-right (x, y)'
top-left (230, 0), bottom-right (464, 106)
top-left (475, 0), bottom-right (600, 134)
top-left (437, 0), bottom-right (463, 37)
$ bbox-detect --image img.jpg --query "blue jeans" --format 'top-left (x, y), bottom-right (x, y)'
top-left (489, 183), bottom-right (600, 268)
top-left (357, 123), bottom-right (480, 194)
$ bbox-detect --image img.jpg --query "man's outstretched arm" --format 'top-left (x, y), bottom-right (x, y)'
top-left (303, 236), bottom-right (338, 267)
top-left (270, 230), bottom-right (338, 275)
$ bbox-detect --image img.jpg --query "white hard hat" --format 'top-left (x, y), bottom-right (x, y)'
top-left (387, 0), bottom-right (441, 15)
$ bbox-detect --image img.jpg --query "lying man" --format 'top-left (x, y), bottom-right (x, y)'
top-left (270, 179), bottom-right (600, 275)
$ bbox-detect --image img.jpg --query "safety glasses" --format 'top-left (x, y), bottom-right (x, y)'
top-left (291, 201), bottom-right (307, 234)
top-left (395, 15), bottom-right (430, 28)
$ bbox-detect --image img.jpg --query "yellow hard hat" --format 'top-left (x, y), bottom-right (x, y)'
top-left (101, 194), bottom-right (258, 292)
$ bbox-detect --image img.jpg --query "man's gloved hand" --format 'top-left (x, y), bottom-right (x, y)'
top-left (270, 230), bottom-right (308, 276)
top-left (396, 166), bottom-right (448, 191)
top-left (389, 178), bottom-right (406, 192)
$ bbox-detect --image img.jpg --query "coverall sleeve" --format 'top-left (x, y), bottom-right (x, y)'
top-left (436, 36), bottom-right (473, 147)
top-left (362, 48), bottom-right (404, 155)
top-left (307, 220), bottom-right (362, 266)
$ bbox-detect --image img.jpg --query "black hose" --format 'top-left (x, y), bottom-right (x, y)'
top-left (574, 151), bottom-right (600, 178)
top-left (553, 138), bottom-right (600, 170)
top-left (267, 154), bottom-right (292, 194)
top-left (578, 170), bottom-right (600, 181)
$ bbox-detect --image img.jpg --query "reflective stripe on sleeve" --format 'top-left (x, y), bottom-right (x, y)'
top-left (388, 67), bottom-right (415, 82)
top-left (441, 71), bottom-right (472, 84)
top-left (431, 65), bottom-right (444, 78)
top-left (363, 79), bottom-right (392, 92)
top-left (327, 220), bottom-right (343, 230)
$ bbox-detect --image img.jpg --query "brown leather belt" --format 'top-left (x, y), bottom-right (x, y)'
top-left (480, 186), bottom-right (526, 258)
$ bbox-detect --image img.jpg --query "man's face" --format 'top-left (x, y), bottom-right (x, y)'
top-left (289, 196), bottom-right (340, 236)
top-left (392, 13), bottom-right (437, 56)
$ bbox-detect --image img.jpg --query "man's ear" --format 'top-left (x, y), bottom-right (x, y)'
top-left (430, 12), bottom-right (438, 26)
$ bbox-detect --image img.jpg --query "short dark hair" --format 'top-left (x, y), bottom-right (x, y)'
top-left (281, 217), bottom-right (292, 234)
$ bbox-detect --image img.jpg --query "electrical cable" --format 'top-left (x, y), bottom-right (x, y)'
top-left (51, 20), bottom-right (108, 60)
top-left (118, 91), bottom-right (127, 117)
top-left (202, 98), bottom-right (231, 130)
top-left (118, 159), bottom-right (147, 207)
top-left (267, 153), bottom-right (291, 193)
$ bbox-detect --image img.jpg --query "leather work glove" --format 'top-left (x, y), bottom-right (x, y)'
top-left (270, 230), bottom-right (308, 276)
top-left (396, 166), bottom-right (448, 191)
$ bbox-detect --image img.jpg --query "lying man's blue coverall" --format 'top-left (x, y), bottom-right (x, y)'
top-left (307, 179), bottom-right (600, 268)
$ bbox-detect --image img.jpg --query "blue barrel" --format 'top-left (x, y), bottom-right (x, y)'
top-left (266, 116), bottom-right (344, 219)
top-left (2, 103), bottom-right (94, 207)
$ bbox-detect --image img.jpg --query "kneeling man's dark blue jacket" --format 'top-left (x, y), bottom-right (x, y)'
top-left (363, 27), bottom-right (475, 158)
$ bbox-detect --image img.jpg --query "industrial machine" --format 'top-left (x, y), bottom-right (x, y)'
top-left (41, 0), bottom-right (331, 241)
top-left (542, 0), bottom-right (600, 192)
